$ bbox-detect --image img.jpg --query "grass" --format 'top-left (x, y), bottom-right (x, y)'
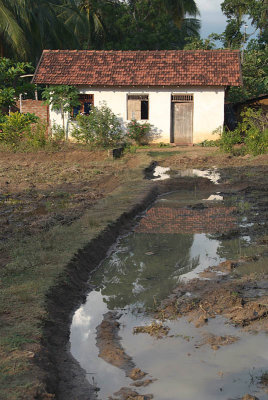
top-left (147, 150), bottom-right (181, 159)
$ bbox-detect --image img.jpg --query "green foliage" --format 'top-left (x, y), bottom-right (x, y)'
top-left (219, 127), bottom-right (243, 153)
top-left (72, 103), bottom-right (124, 148)
top-left (0, 111), bottom-right (63, 151)
top-left (0, 58), bottom-right (34, 109)
top-left (51, 123), bottom-right (65, 142)
top-left (220, 107), bottom-right (268, 155)
top-left (102, 0), bottom-right (200, 50)
top-left (241, 107), bottom-right (268, 155)
top-left (127, 120), bottom-right (152, 145)
top-left (184, 34), bottom-right (216, 50)
top-left (42, 85), bottom-right (80, 137)
top-left (200, 139), bottom-right (220, 147)
top-left (0, 112), bottom-right (34, 144)
top-left (0, 0), bottom-right (201, 61)
top-left (42, 85), bottom-right (80, 114)
top-left (220, 0), bottom-right (268, 48)
top-left (25, 120), bottom-right (48, 149)
top-left (227, 40), bottom-right (268, 102)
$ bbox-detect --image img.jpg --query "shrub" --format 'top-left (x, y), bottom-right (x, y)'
top-left (218, 128), bottom-right (243, 152)
top-left (219, 107), bottom-right (267, 155)
top-left (200, 139), bottom-right (220, 147)
top-left (0, 112), bottom-right (34, 144)
top-left (127, 120), bottom-right (152, 145)
top-left (242, 108), bottom-right (268, 155)
top-left (0, 112), bottom-right (62, 152)
top-left (51, 123), bottom-right (65, 143)
top-left (24, 121), bottom-right (48, 149)
top-left (72, 103), bottom-right (124, 148)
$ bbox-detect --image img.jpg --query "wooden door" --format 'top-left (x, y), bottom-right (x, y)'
top-left (172, 102), bottom-right (193, 144)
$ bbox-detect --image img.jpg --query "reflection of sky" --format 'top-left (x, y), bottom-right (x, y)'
top-left (69, 187), bottom-right (265, 398)
top-left (70, 291), bottom-right (131, 398)
top-left (181, 233), bottom-right (224, 280)
top-left (176, 169), bottom-right (221, 184)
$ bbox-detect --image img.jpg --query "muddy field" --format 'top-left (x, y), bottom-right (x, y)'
top-left (0, 145), bottom-right (267, 400)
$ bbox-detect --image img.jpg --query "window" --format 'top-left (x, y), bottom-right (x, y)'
top-left (73, 94), bottom-right (94, 117)
top-left (171, 94), bottom-right (193, 102)
top-left (127, 94), bottom-right (149, 120)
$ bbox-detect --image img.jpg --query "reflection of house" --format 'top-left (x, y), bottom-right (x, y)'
top-left (135, 206), bottom-right (237, 234)
top-left (32, 50), bottom-right (242, 144)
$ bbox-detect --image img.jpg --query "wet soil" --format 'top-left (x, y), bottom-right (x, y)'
top-left (47, 161), bottom-right (268, 399)
top-left (158, 272), bottom-right (268, 331)
top-left (96, 311), bottom-right (135, 372)
top-left (2, 147), bottom-right (267, 400)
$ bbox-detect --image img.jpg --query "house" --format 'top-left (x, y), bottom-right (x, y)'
top-left (32, 50), bottom-right (242, 145)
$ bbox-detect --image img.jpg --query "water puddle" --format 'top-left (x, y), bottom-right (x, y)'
top-left (152, 166), bottom-right (171, 181)
top-left (176, 168), bottom-right (221, 184)
top-left (70, 186), bottom-right (267, 399)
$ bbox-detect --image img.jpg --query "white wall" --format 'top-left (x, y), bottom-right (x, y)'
top-left (49, 86), bottom-right (225, 144)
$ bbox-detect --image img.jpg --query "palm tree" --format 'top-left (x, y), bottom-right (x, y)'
top-left (58, 0), bottom-right (106, 49)
top-left (12, 0), bottom-right (74, 62)
top-left (161, 0), bottom-right (200, 27)
top-left (0, 0), bottom-right (28, 58)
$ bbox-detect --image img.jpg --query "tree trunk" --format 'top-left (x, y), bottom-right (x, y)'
top-left (61, 106), bottom-right (66, 140)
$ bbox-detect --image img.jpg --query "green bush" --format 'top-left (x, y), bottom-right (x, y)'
top-left (200, 139), bottom-right (220, 147)
top-left (72, 103), bottom-right (124, 148)
top-left (242, 108), bottom-right (268, 155)
top-left (127, 119), bottom-right (152, 145)
top-left (218, 127), bottom-right (243, 153)
top-left (219, 108), bottom-right (268, 155)
top-left (51, 123), bottom-right (65, 143)
top-left (0, 112), bottom-right (62, 152)
top-left (0, 112), bottom-right (35, 144)
top-left (24, 121), bottom-right (48, 149)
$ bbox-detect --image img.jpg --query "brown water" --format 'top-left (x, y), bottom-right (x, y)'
top-left (70, 179), bottom-right (268, 399)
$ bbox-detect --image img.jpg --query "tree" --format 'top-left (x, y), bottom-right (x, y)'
top-left (0, 0), bottom-right (28, 59)
top-left (102, 0), bottom-right (200, 50)
top-left (42, 85), bottom-right (80, 139)
top-left (0, 57), bottom-right (34, 110)
top-left (184, 34), bottom-right (217, 50)
top-left (227, 39), bottom-right (268, 102)
top-left (220, 0), bottom-right (268, 48)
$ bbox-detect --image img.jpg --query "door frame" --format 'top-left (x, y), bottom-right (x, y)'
top-left (170, 94), bottom-right (194, 144)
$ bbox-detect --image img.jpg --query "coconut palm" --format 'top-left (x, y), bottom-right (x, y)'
top-left (0, 0), bottom-right (28, 58)
top-left (161, 0), bottom-right (200, 27)
top-left (12, 0), bottom-right (74, 62)
top-left (59, 0), bottom-right (105, 49)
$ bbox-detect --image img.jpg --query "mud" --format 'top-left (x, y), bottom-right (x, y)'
top-left (37, 187), bottom-right (159, 400)
top-left (96, 311), bottom-right (135, 372)
top-left (133, 321), bottom-right (170, 339)
top-left (109, 387), bottom-right (153, 400)
top-left (158, 272), bottom-right (268, 331)
top-left (38, 162), bottom-right (268, 399)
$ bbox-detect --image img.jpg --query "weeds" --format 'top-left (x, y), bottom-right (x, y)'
top-left (219, 108), bottom-right (268, 155)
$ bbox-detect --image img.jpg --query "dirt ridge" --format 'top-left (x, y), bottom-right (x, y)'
top-left (37, 186), bottom-right (159, 400)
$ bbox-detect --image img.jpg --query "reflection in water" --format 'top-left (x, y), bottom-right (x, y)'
top-left (70, 189), bottom-right (267, 400)
top-left (176, 168), bottom-right (221, 184)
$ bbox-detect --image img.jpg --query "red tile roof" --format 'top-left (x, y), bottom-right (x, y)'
top-left (33, 50), bottom-right (242, 87)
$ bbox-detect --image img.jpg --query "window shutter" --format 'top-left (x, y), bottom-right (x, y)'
top-left (128, 99), bottom-right (141, 120)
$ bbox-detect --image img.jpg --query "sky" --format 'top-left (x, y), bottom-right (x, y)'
top-left (195, 0), bottom-right (255, 39)
top-left (195, 0), bottom-right (227, 38)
